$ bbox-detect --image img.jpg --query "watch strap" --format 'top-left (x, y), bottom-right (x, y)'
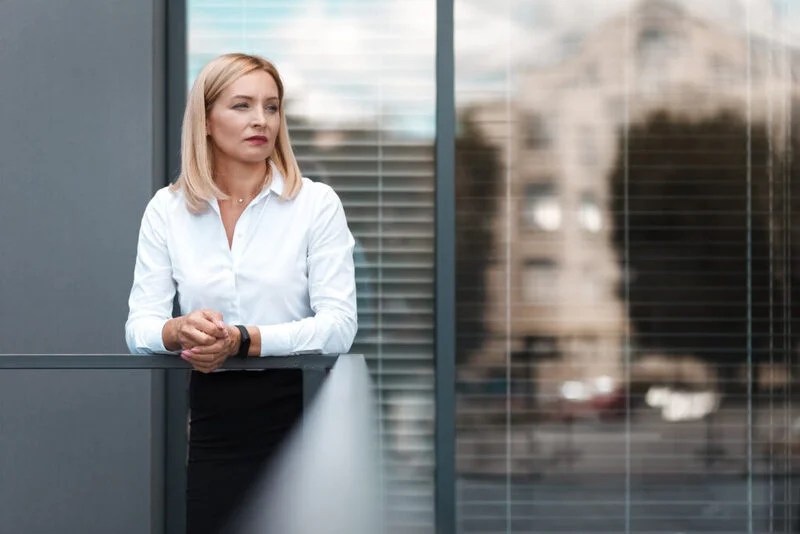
top-left (234, 325), bottom-right (250, 359)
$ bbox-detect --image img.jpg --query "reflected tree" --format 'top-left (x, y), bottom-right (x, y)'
top-left (610, 110), bottom-right (800, 395)
top-left (455, 109), bottom-right (502, 364)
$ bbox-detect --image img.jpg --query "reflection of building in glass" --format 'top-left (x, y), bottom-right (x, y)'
top-left (465, 0), bottom-right (800, 403)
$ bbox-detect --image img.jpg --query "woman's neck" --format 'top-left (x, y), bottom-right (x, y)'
top-left (214, 158), bottom-right (270, 200)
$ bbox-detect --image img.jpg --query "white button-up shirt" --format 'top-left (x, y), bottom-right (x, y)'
top-left (125, 164), bottom-right (358, 357)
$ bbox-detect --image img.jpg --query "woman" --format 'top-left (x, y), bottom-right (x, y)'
top-left (125, 53), bottom-right (358, 534)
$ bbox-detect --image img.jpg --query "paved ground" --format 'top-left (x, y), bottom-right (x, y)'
top-left (385, 475), bottom-right (800, 534)
top-left (386, 404), bottom-right (800, 533)
top-left (456, 475), bottom-right (800, 533)
top-left (457, 403), bottom-right (800, 477)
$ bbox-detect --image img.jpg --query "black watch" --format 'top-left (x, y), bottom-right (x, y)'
top-left (234, 325), bottom-right (250, 359)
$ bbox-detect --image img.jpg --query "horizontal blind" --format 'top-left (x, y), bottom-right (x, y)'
top-left (187, 1), bottom-right (436, 531)
top-left (456, 1), bottom-right (800, 532)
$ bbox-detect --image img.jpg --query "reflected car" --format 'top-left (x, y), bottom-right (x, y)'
top-left (551, 375), bottom-right (627, 420)
top-left (644, 386), bottom-right (720, 422)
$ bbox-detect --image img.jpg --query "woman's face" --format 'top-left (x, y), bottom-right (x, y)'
top-left (207, 70), bottom-right (281, 167)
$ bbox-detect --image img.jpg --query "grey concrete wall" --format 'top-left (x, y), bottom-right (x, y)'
top-left (0, 0), bottom-right (166, 532)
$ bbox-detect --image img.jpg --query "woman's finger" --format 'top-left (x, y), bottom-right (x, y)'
top-left (190, 340), bottom-right (228, 356)
top-left (194, 318), bottom-right (227, 340)
top-left (183, 328), bottom-right (216, 347)
top-left (182, 351), bottom-right (214, 364)
top-left (202, 309), bottom-right (224, 323)
top-left (197, 311), bottom-right (227, 338)
top-left (182, 350), bottom-right (228, 372)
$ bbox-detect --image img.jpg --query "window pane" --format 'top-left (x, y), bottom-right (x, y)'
top-left (523, 182), bottom-right (562, 231)
top-left (578, 192), bottom-right (603, 233)
top-left (187, 2), bottom-right (436, 531)
top-left (456, 1), bottom-right (800, 532)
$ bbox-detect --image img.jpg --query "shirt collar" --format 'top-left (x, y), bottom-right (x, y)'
top-left (251, 161), bottom-right (284, 205)
top-left (266, 160), bottom-right (285, 197)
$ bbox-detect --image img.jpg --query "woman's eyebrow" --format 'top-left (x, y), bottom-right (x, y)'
top-left (231, 95), bottom-right (279, 101)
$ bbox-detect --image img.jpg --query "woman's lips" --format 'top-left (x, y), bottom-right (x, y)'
top-left (246, 136), bottom-right (267, 145)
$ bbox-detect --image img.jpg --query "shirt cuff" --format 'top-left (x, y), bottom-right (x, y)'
top-left (257, 324), bottom-right (293, 356)
top-left (143, 318), bottom-right (170, 353)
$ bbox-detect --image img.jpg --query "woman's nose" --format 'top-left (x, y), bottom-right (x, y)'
top-left (251, 109), bottom-right (266, 126)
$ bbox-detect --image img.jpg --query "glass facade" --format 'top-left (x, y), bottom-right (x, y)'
top-left (455, 0), bottom-right (800, 532)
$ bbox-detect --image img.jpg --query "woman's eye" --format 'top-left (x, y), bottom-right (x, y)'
top-left (266, 105), bottom-right (278, 112)
top-left (233, 103), bottom-right (248, 109)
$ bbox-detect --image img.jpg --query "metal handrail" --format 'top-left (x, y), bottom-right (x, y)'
top-left (0, 353), bottom-right (339, 370)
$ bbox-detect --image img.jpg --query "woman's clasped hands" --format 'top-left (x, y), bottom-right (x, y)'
top-left (177, 309), bottom-right (240, 373)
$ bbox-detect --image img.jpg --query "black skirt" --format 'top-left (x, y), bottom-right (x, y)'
top-left (186, 369), bottom-right (303, 534)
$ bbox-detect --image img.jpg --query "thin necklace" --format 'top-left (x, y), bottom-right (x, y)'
top-left (222, 165), bottom-right (271, 205)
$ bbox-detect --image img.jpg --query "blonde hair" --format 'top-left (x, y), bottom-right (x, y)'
top-left (171, 53), bottom-right (303, 212)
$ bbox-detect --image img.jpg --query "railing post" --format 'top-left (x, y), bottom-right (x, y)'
top-left (164, 369), bottom-right (189, 534)
top-left (436, 0), bottom-right (456, 531)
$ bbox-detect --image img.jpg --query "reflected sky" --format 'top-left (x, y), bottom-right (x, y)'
top-left (188, 0), bottom-right (800, 139)
top-left (188, 0), bottom-right (435, 137)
